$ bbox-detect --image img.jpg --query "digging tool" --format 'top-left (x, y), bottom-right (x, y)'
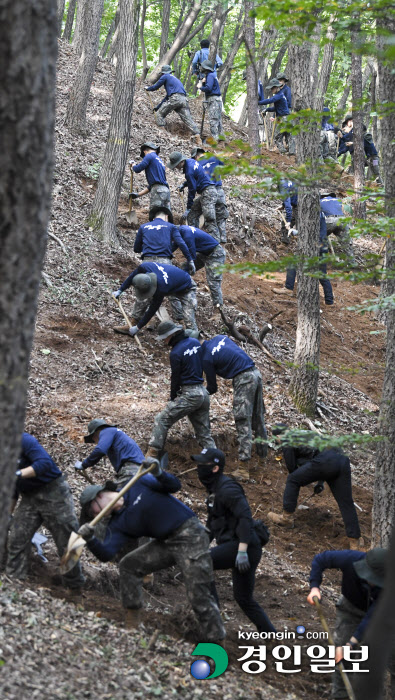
top-left (277, 207), bottom-right (297, 237)
top-left (200, 102), bottom-right (207, 140)
top-left (313, 596), bottom-right (356, 700)
top-left (270, 117), bottom-right (277, 148)
top-left (110, 293), bottom-right (147, 356)
top-left (60, 462), bottom-right (156, 574)
top-left (80, 469), bottom-right (94, 485)
top-left (147, 90), bottom-right (161, 127)
top-left (125, 166), bottom-right (138, 225)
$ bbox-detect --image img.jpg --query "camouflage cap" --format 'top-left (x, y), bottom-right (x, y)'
top-left (265, 78), bottom-right (282, 90)
top-left (167, 151), bottom-right (188, 169)
top-left (342, 114), bottom-right (353, 128)
top-left (139, 142), bottom-right (160, 159)
top-left (132, 273), bottom-right (158, 300)
top-left (200, 59), bottom-right (214, 72)
top-left (353, 548), bottom-right (387, 588)
top-left (84, 419), bottom-right (116, 443)
top-left (276, 72), bottom-right (289, 82)
top-left (191, 147), bottom-right (206, 158)
top-left (157, 320), bottom-right (183, 340)
top-left (161, 65), bottom-right (173, 74)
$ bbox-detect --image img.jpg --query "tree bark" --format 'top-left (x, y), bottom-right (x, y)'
top-left (72, 0), bottom-right (85, 55)
top-left (89, 0), bottom-right (140, 245)
top-left (148, 0), bottom-right (203, 83)
top-left (238, 26), bottom-right (278, 126)
top-left (63, 0), bottom-right (77, 42)
top-left (107, 12), bottom-right (121, 64)
top-left (140, 0), bottom-right (149, 80)
top-left (159, 0), bottom-right (171, 60)
top-left (208, 2), bottom-right (225, 66)
top-left (0, 0), bottom-right (57, 561)
top-left (57, 0), bottom-right (65, 36)
top-left (351, 25), bottom-right (366, 220)
top-left (288, 41), bottom-right (321, 416)
top-left (220, 27), bottom-right (244, 104)
top-left (181, 10), bottom-right (212, 49)
top-left (100, 3), bottom-right (120, 58)
top-left (269, 41), bottom-right (288, 80)
top-left (313, 20), bottom-right (336, 110)
top-left (65, 0), bottom-right (105, 135)
top-left (308, 22), bottom-right (321, 96)
top-left (244, 0), bottom-right (260, 162)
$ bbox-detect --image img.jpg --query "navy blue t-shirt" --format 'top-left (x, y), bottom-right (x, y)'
top-left (200, 72), bottom-right (221, 97)
top-left (201, 335), bottom-right (255, 394)
top-left (184, 158), bottom-right (213, 209)
top-left (279, 84), bottom-right (292, 110)
top-left (279, 179), bottom-right (298, 222)
top-left (169, 335), bottom-right (204, 399)
top-left (199, 156), bottom-right (223, 187)
top-left (320, 196), bottom-right (344, 217)
top-left (147, 73), bottom-right (186, 97)
top-left (132, 152), bottom-right (168, 188)
top-left (259, 91), bottom-right (289, 116)
top-left (17, 433), bottom-right (62, 493)
top-left (82, 427), bottom-right (144, 472)
top-left (178, 225), bottom-right (219, 259)
top-left (134, 219), bottom-right (191, 261)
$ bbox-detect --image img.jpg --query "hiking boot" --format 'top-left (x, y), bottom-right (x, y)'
top-left (231, 465), bottom-right (250, 481)
top-left (125, 608), bottom-right (143, 629)
top-left (143, 573), bottom-right (154, 586)
top-left (273, 287), bottom-right (293, 296)
top-left (191, 133), bottom-right (203, 145)
top-left (349, 537), bottom-right (365, 551)
top-left (114, 324), bottom-right (132, 335)
top-left (145, 446), bottom-right (160, 459)
top-left (267, 510), bottom-right (295, 529)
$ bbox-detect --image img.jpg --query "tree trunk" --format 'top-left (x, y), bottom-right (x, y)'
top-left (57, 0), bottom-right (65, 36)
top-left (100, 3), bottom-right (120, 58)
top-left (336, 61), bottom-right (373, 115)
top-left (244, 0), bottom-right (260, 162)
top-left (65, 0), bottom-right (105, 135)
top-left (159, 0), bottom-right (171, 60)
top-left (351, 25), bottom-right (366, 220)
top-left (0, 0), bottom-right (57, 561)
top-left (371, 61), bottom-right (378, 147)
top-left (89, 0), bottom-right (140, 245)
top-left (208, 2), bottom-right (225, 66)
top-left (181, 10), bottom-right (212, 49)
top-left (239, 26), bottom-right (278, 126)
top-left (313, 20), bottom-right (336, 110)
top-left (72, 0), bottom-right (85, 55)
top-left (220, 28), bottom-right (244, 104)
top-left (140, 0), bottom-right (149, 80)
top-left (288, 41), bottom-right (321, 416)
top-left (269, 41), bottom-right (288, 80)
top-left (63, 0), bottom-right (77, 42)
top-left (308, 22), bottom-right (321, 96)
top-left (107, 13), bottom-right (121, 64)
top-left (148, 0), bottom-right (203, 83)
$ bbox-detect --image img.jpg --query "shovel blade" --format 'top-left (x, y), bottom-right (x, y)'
top-left (59, 531), bottom-right (86, 574)
top-left (125, 209), bottom-right (138, 224)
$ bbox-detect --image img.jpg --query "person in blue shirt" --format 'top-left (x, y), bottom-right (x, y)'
top-left (199, 60), bottom-right (224, 141)
top-left (6, 433), bottom-right (85, 590)
top-left (276, 72), bottom-right (292, 109)
top-left (363, 126), bottom-right (382, 183)
top-left (201, 334), bottom-right (267, 481)
top-left (177, 224), bottom-right (226, 307)
top-left (273, 211), bottom-right (334, 305)
top-left (129, 142), bottom-right (171, 211)
top-left (307, 548), bottom-right (387, 698)
top-left (77, 460), bottom-right (225, 640)
top-left (146, 65), bottom-right (200, 138)
top-left (168, 151), bottom-right (220, 240)
top-left (259, 78), bottom-right (294, 155)
top-left (320, 192), bottom-right (354, 261)
top-left (73, 419), bottom-right (144, 487)
top-left (113, 261), bottom-right (198, 334)
top-left (276, 178), bottom-right (298, 244)
top-left (321, 107), bottom-right (338, 159)
top-left (192, 39), bottom-right (223, 79)
top-left (190, 146), bottom-right (229, 242)
top-left (145, 321), bottom-right (216, 460)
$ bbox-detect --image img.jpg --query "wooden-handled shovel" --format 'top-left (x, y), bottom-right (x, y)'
top-left (60, 462), bottom-right (156, 574)
top-left (125, 166), bottom-right (138, 225)
top-left (110, 293), bottom-right (147, 356)
top-left (313, 596), bottom-right (356, 700)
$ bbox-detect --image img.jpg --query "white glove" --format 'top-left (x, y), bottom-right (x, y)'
top-left (129, 326), bottom-right (139, 337)
top-left (189, 261), bottom-right (196, 275)
top-left (113, 289), bottom-right (122, 299)
top-left (74, 460), bottom-right (83, 471)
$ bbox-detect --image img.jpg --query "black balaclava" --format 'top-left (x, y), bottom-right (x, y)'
top-left (197, 464), bottom-right (223, 490)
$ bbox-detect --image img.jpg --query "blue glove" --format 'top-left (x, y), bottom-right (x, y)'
top-left (113, 290), bottom-right (122, 299)
top-left (235, 551), bottom-right (250, 573)
top-left (182, 209), bottom-right (190, 220)
top-left (189, 261), bottom-right (196, 275)
top-left (129, 326), bottom-right (139, 337)
top-left (74, 460), bottom-right (83, 471)
top-left (143, 457), bottom-right (162, 477)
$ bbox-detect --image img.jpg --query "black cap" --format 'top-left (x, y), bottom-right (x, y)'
top-left (191, 448), bottom-right (225, 468)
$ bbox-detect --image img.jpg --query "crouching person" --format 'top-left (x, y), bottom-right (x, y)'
top-left (77, 458), bottom-right (225, 641)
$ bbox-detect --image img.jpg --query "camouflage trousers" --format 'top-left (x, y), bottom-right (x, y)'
top-left (119, 516), bottom-right (225, 641)
top-left (327, 130), bottom-right (339, 159)
top-left (132, 259), bottom-right (197, 328)
top-left (156, 93), bottom-right (199, 134)
top-left (115, 461), bottom-right (142, 487)
top-left (274, 116), bottom-right (295, 155)
top-left (188, 185), bottom-right (220, 241)
top-left (215, 187), bottom-right (229, 243)
top-left (6, 476), bottom-right (85, 589)
top-left (149, 183), bottom-right (171, 211)
top-left (325, 217), bottom-right (354, 261)
top-left (195, 243), bottom-right (226, 306)
top-left (149, 384), bottom-right (216, 452)
top-left (206, 96), bottom-right (223, 140)
top-left (366, 154), bottom-right (382, 183)
top-left (232, 368), bottom-right (267, 462)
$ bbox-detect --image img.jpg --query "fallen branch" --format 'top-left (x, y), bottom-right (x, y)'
top-left (219, 307), bottom-right (282, 368)
top-left (41, 272), bottom-right (53, 288)
top-left (48, 230), bottom-right (67, 254)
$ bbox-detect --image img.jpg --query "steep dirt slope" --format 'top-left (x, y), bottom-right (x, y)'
top-left (1, 41), bottom-right (386, 700)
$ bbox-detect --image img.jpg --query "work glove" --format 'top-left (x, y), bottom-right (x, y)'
top-left (188, 261), bottom-right (196, 276)
top-left (235, 551), bottom-right (250, 573)
top-left (113, 289), bottom-right (122, 299)
top-left (130, 192), bottom-right (139, 199)
top-left (178, 184), bottom-right (186, 192)
top-left (15, 470), bottom-right (22, 478)
top-left (129, 326), bottom-right (139, 337)
top-left (144, 86), bottom-right (150, 91)
top-left (129, 159), bottom-right (136, 166)
top-left (78, 524), bottom-right (95, 542)
top-left (74, 460), bottom-right (83, 471)
top-left (143, 456), bottom-right (162, 477)
top-left (314, 482), bottom-right (324, 495)
top-left (182, 209), bottom-right (190, 221)
top-left (260, 109), bottom-right (268, 115)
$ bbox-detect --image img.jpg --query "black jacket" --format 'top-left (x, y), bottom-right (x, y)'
top-left (206, 474), bottom-right (256, 545)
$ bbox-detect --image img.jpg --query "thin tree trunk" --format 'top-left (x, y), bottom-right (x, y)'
top-left (65, 0), bottom-right (105, 135)
top-left (351, 25), bottom-right (366, 220)
top-left (72, 0), bottom-right (85, 55)
top-left (313, 20), bottom-right (336, 110)
top-left (288, 41), bottom-right (321, 416)
top-left (244, 0), bottom-right (260, 162)
top-left (336, 62), bottom-right (373, 114)
top-left (148, 0), bottom-right (204, 83)
top-left (308, 23), bottom-right (321, 96)
top-left (57, 0), bottom-right (65, 36)
top-left (371, 61), bottom-right (378, 146)
top-left (181, 10), bottom-right (212, 48)
top-left (208, 3), bottom-right (226, 66)
top-left (140, 0), bottom-right (149, 80)
top-left (0, 0), bottom-right (57, 561)
top-left (100, 3), bottom-right (120, 58)
top-left (220, 28), bottom-right (244, 104)
top-left (159, 0), bottom-right (171, 60)
top-left (107, 10), bottom-right (121, 64)
top-left (173, 0), bottom-right (187, 40)
top-left (89, 0), bottom-right (140, 245)
top-left (239, 26), bottom-right (278, 125)
top-left (269, 41), bottom-right (288, 80)
top-left (63, 0), bottom-right (77, 42)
